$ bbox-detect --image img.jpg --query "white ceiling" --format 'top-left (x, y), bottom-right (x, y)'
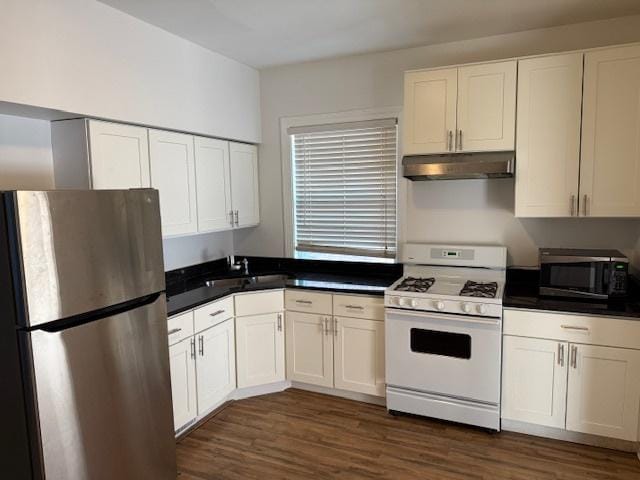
top-left (98, 0), bottom-right (640, 68)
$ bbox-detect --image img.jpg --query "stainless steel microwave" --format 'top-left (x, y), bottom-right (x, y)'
top-left (539, 248), bottom-right (628, 300)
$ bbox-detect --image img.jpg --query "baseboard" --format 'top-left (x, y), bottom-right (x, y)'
top-left (501, 419), bottom-right (639, 453)
top-left (291, 381), bottom-right (386, 406)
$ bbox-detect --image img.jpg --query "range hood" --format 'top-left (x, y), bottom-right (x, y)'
top-left (402, 151), bottom-right (515, 181)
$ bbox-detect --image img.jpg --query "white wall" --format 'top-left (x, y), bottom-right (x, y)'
top-left (163, 232), bottom-right (234, 271)
top-left (0, 114), bottom-right (54, 189)
top-left (0, 0), bottom-right (260, 143)
top-left (235, 14), bottom-right (640, 267)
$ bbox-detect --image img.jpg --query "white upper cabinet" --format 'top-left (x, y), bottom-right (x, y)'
top-left (149, 129), bottom-right (198, 237)
top-left (194, 137), bottom-right (233, 232)
top-left (230, 142), bottom-right (260, 228)
top-left (580, 45), bottom-right (640, 217)
top-left (88, 121), bottom-right (151, 189)
top-left (502, 336), bottom-right (568, 429)
top-left (515, 54), bottom-right (583, 217)
top-left (566, 344), bottom-right (640, 441)
top-left (403, 68), bottom-right (458, 155)
top-left (402, 61), bottom-right (516, 156)
top-left (456, 61), bottom-right (517, 152)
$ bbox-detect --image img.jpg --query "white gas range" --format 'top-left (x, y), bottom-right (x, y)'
top-left (384, 243), bottom-right (507, 431)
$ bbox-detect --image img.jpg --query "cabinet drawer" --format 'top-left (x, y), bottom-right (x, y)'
top-left (194, 296), bottom-right (234, 333)
top-left (235, 290), bottom-right (284, 317)
top-left (168, 311), bottom-right (194, 346)
top-left (285, 290), bottom-right (332, 314)
top-left (503, 308), bottom-right (640, 350)
top-left (333, 294), bottom-right (384, 321)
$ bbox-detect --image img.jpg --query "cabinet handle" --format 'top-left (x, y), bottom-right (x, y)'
top-left (277, 313), bottom-right (283, 332)
top-left (190, 337), bottom-right (196, 359)
top-left (168, 327), bottom-right (182, 336)
top-left (209, 309), bottom-right (225, 317)
top-left (455, 129), bottom-right (460, 150)
top-left (229, 210), bottom-right (234, 226)
top-left (458, 130), bottom-right (463, 150)
top-left (571, 345), bottom-right (577, 369)
top-left (448, 130), bottom-right (453, 151)
top-left (345, 305), bottom-right (364, 310)
top-left (198, 335), bottom-right (204, 356)
top-left (570, 195), bottom-right (575, 216)
top-left (560, 325), bottom-right (589, 332)
top-left (234, 210), bottom-right (239, 226)
top-left (333, 317), bottom-right (338, 336)
top-left (323, 317), bottom-right (329, 336)
top-left (583, 195), bottom-right (588, 216)
top-left (557, 343), bottom-right (565, 367)
top-left (295, 299), bottom-right (312, 305)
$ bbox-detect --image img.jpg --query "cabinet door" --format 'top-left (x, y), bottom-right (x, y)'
top-left (88, 120), bottom-right (150, 189)
top-left (501, 336), bottom-right (568, 428)
top-left (149, 129), bottom-right (197, 236)
top-left (457, 61), bottom-right (516, 152)
top-left (403, 68), bottom-right (457, 155)
top-left (580, 45), bottom-right (640, 217)
top-left (515, 54), bottom-right (583, 217)
top-left (195, 319), bottom-right (236, 415)
top-left (194, 137), bottom-right (233, 232)
top-left (236, 312), bottom-right (285, 388)
top-left (285, 311), bottom-right (333, 387)
top-left (168, 338), bottom-right (197, 432)
top-left (229, 142), bottom-right (259, 228)
top-left (566, 344), bottom-right (640, 441)
top-left (333, 316), bottom-right (385, 397)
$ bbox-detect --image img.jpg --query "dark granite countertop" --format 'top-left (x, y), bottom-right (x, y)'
top-left (503, 268), bottom-right (640, 320)
top-left (165, 256), bottom-right (401, 316)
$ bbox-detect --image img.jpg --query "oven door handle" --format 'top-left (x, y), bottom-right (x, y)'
top-left (385, 308), bottom-right (501, 327)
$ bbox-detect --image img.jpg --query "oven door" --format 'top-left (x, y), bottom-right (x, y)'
top-left (385, 308), bottom-right (501, 404)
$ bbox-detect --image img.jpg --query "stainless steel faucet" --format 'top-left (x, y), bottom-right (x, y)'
top-left (242, 258), bottom-right (249, 275)
top-left (228, 255), bottom-right (249, 274)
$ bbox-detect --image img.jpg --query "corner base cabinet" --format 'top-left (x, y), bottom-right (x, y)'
top-left (236, 313), bottom-right (285, 388)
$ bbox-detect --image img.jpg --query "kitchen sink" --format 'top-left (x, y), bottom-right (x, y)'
top-left (203, 274), bottom-right (288, 288)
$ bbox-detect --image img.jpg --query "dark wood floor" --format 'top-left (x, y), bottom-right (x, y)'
top-left (176, 389), bottom-right (640, 480)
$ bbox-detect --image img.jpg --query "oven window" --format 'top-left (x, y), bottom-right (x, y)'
top-left (548, 264), bottom-right (596, 290)
top-left (410, 328), bottom-right (471, 359)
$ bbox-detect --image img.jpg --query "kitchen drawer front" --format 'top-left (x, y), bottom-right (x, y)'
top-left (285, 290), bottom-right (332, 314)
top-left (503, 308), bottom-right (640, 350)
top-left (333, 294), bottom-right (384, 321)
top-left (194, 296), bottom-right (234, 333)
top-left (235, 290), bottom-right (284, 317)
top-left (168, 311), bottom-right (195, 346)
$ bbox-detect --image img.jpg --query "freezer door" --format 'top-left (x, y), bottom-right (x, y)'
top-left (25, 294), bottom-right (176, 480)
top-left (11, 189), bottom-right (164, 327)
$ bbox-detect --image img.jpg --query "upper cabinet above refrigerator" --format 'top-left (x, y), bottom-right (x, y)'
top-left (403, 60), bottom-right (516, 156)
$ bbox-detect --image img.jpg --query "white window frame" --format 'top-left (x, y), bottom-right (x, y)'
top-left (280, 107), bottom-right (405, 260)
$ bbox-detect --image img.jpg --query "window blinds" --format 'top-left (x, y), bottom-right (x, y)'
top-left (290, 118), bottom-right (397, 259)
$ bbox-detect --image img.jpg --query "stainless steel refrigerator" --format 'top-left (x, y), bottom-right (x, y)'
top-left (0, 190), bottom-right (177, 479)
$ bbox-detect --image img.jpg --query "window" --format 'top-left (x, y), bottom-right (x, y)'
top-left (289, 118), bottom-right (397, 261)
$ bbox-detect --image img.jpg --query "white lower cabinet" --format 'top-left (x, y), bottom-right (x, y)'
top-left (502, 309), bottom-right (640, 442)
top-left (566, 344), bottom-right (640, 441)
top-left (286, 311), bottom-right (334, 387)
top-left (169, 337), bottom-right (197, 432)
top-left (195, 319), bottom-right (236, 416)
top-left (236, 312), bottom-right (285, 388)
top-left (333, 316), bottom-right (385, 396)
top-left (502, 336), bottom-right (568, 428)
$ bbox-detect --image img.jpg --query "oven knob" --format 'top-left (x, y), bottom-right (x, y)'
top-left (409, 299), bottom-right (418, 308)
top-left (462, 302), bottom-right (472, 313)
top-left (391, 296), bottom-right (400, 305)
top-left (435, 301), bottom-right (445, 311)
top-left (477, 304), bottom-right (487, 315)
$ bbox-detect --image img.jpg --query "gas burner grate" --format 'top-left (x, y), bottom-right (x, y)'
top-left (460, 281), bottom-right (498, 298)
top-left (394, 277), bottom-right (435, 293)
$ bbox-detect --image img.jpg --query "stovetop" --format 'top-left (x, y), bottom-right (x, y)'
top-left (394, 277), bottom-right (436, 293)
top-left (391, 275), bottom-right (502, 299)
top-left (460, 280), bottom-right (499, 298)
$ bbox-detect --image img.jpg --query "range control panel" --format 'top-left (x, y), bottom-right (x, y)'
top-left (384, 295), bottom-right (502, 318)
